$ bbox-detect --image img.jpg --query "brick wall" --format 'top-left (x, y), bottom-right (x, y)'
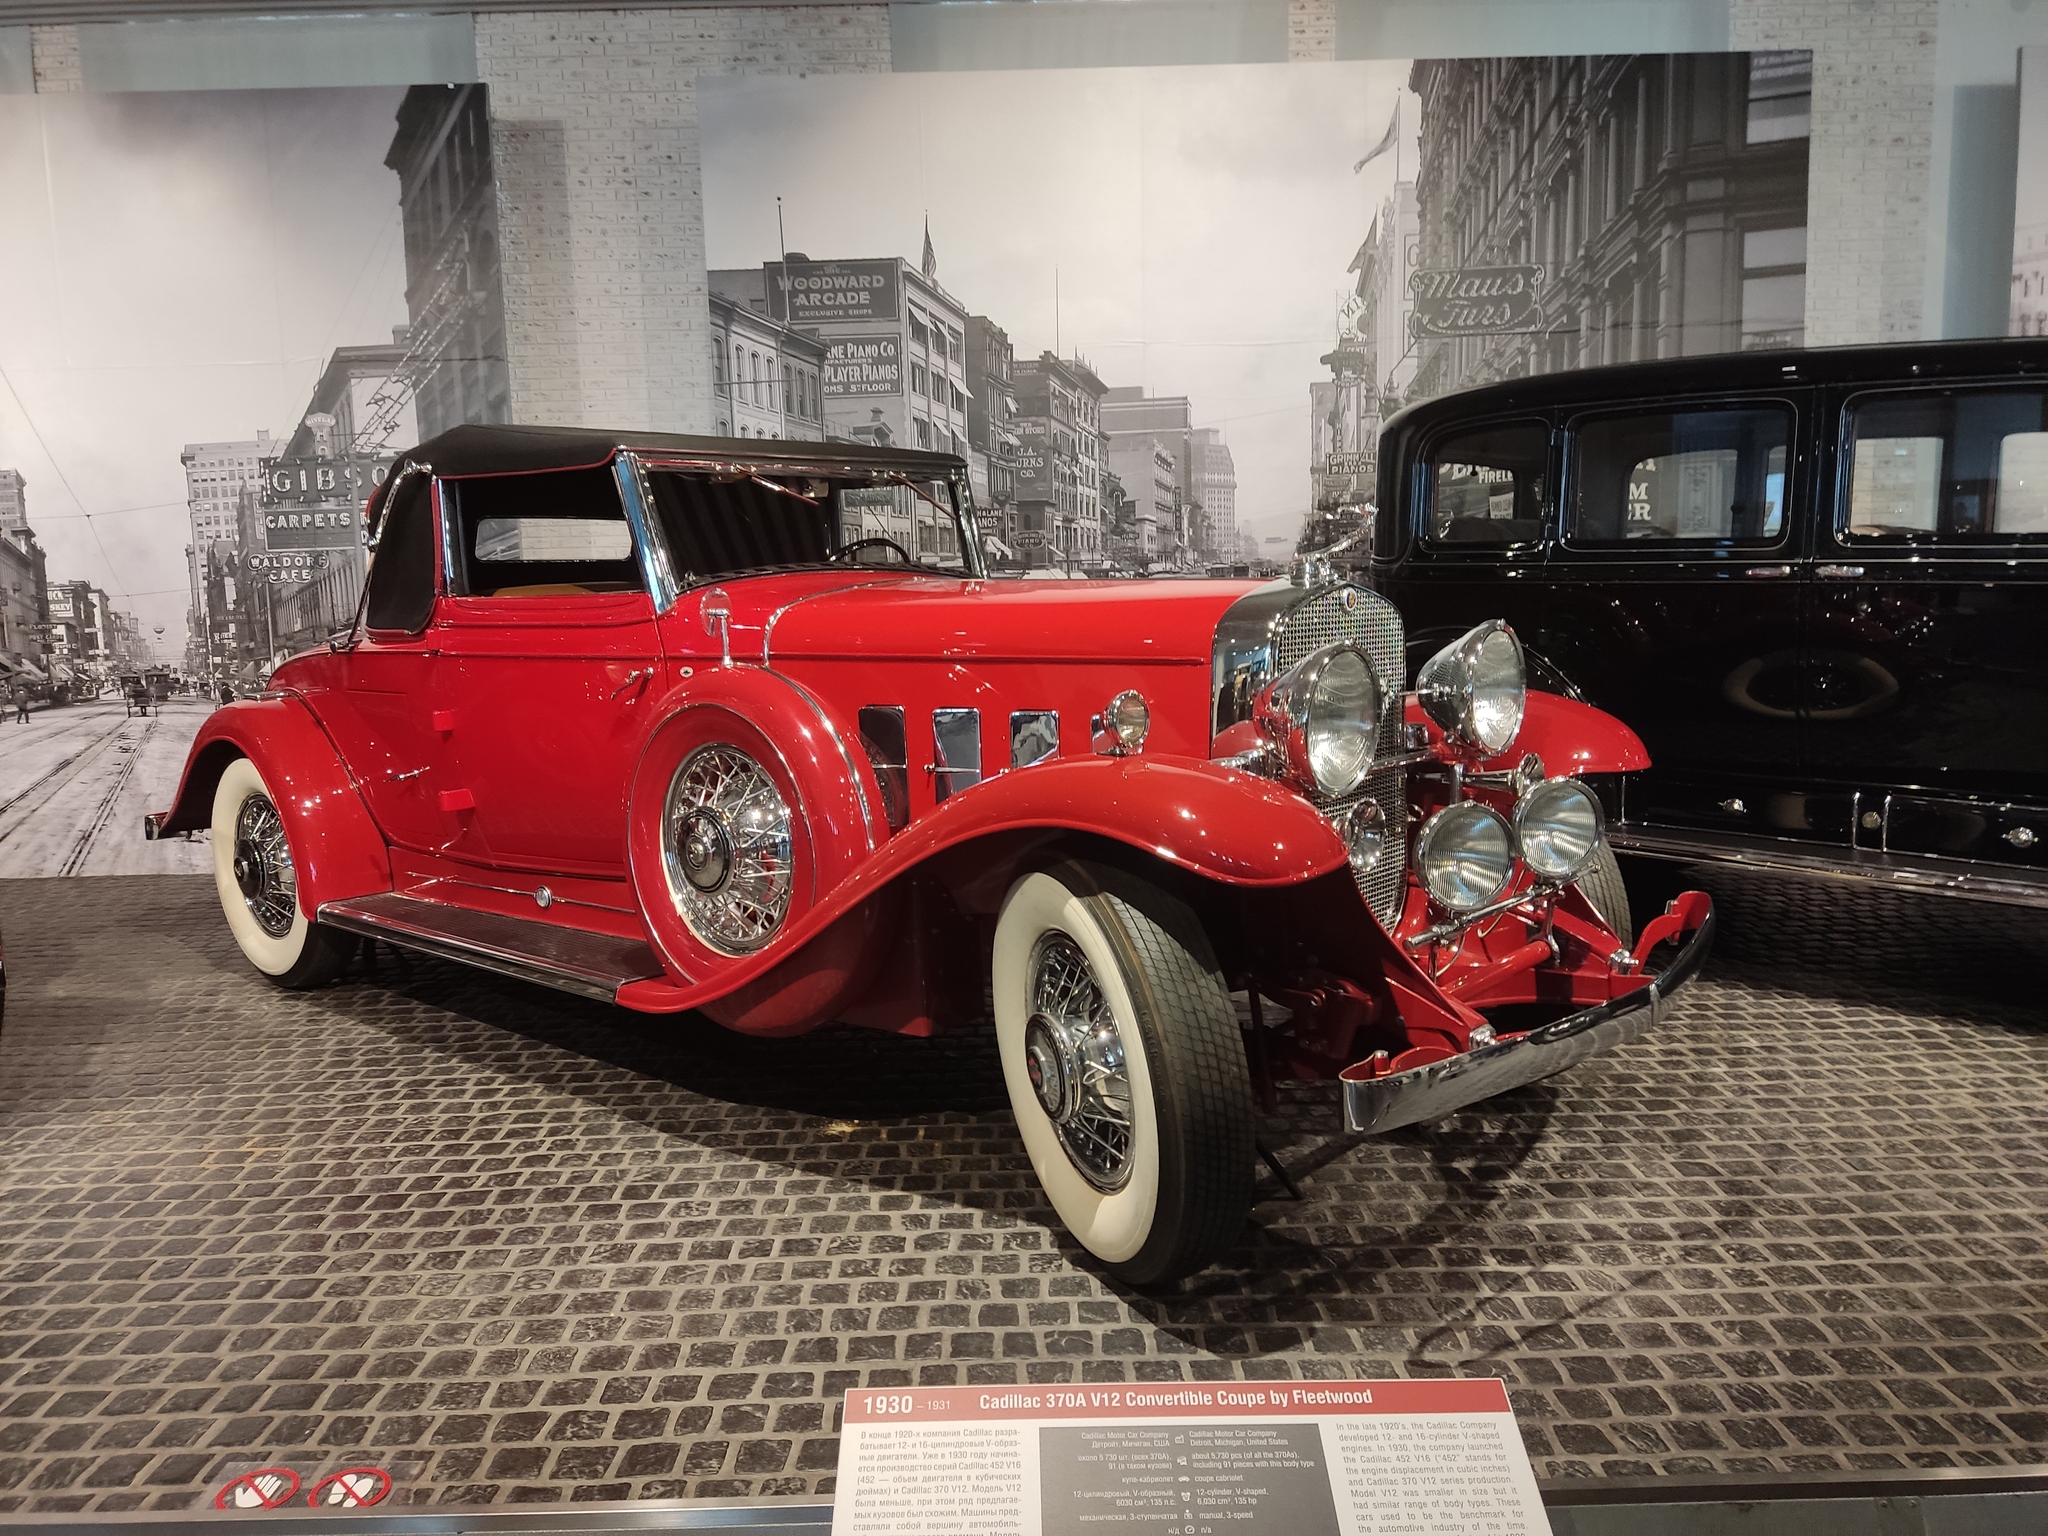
top-left (1731, 0), bottom-right (1938, 346)
top-left (29, 24), bottom-right (81, 92)
top-left (474, 7), bottom-right (890, 435)
top-left (1288, 0), bottom-right (1336, 63)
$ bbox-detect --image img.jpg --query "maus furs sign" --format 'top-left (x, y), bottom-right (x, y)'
top-left (1408, 265), bottom-right (1545, 337)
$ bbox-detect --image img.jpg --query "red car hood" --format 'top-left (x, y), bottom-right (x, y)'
top-left (755, 576), bottom-right (1262, 664)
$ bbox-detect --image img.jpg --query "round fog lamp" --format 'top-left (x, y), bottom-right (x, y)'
top-left (1414, 801), bottom-right (1515, 913)
top-left (1514, 777), bottom-right (1603, 882)
top-left (1342, 799), bottom-right (1387, 876)
top-left (1102, 689), bottom-right (1150, 753)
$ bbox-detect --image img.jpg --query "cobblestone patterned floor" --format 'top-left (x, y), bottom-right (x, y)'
top-left (0, 869), bottom-right (2041, 1513)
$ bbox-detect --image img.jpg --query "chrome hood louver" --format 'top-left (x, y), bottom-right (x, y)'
top-left (1212, 578), bottom-right (1407, 926)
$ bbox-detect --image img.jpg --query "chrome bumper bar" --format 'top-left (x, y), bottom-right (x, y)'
top-left (1341, 903), bottom-right (1717, 1135)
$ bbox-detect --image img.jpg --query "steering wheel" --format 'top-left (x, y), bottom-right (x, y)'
top-left (834, 536), bottom-right (916, 567)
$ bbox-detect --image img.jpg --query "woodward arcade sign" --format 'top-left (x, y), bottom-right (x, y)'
top-left (1408, 265), bottom-right (1545, 338)
top-left (769, 259), bottom-right (902, 324)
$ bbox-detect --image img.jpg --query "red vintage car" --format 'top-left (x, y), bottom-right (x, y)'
top-left (148, 425), bottom-right (1712, 1285)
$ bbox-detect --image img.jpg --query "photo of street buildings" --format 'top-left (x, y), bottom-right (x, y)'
top-left (0, 83), bottom-right (507, 875)
top-left (703, 52), bottom-right (1810, 567)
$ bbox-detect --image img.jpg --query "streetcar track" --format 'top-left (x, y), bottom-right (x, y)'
top-left (61, 715), bottom-right (157, 876)
top-left (0, 714), bottom-right (138, 846)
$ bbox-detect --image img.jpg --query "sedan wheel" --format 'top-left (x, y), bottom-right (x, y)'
top-left (993, 860), bottom-right (1254, 1286)
top-left (210, 757), bottom-right (355, 988)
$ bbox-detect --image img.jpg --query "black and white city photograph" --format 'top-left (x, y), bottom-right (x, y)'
top-left (0, 4), bottom-right (2043, 1530)
top-left (0, 81), bottom-right (506, 879)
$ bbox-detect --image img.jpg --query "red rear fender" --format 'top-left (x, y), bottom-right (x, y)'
top-left (151, 696), bottom-right (390, 915)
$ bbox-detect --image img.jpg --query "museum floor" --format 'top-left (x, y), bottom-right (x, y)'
top-left (0, 867), bottom-right (2041, 1513)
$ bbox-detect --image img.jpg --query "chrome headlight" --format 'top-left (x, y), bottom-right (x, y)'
top-left (1252, 642), bottom-right (1381, 797)
top-left (1514, 777), bottom-right (1604, 882)
top-left (1417, 620), bottom-right (1526, 756)
top-left (1414, 800), bottom-right (1515, 912)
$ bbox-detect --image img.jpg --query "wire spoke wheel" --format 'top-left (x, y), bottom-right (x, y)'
top-left (662, 744), bottom-right (794, 955)
top-left (232, 794), bottom-right (297, 939)
top-left (994, 861), bottom-right (1255, 1286)
top-left (1025, 934), bottom-right (1136, 1191)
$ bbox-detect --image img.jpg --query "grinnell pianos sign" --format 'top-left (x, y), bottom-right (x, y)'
top-left (1408, 265), bottom-right (1545, 338)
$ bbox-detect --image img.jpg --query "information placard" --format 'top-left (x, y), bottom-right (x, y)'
top-left (833, 1379), bottom-right (1545, 1536)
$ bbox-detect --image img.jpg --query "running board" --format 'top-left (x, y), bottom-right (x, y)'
top-left (1610, 823), bottom-right (2048, 910)
top-left (319, 892), bottom-right (667, 1003)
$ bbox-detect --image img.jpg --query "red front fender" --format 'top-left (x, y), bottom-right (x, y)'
top-left (1419, 690), bottom-right (1650, 776)
top-left (615, 754), bottom-right (1348, 1015)
top-left (149, 695), bottom-right (390, 918)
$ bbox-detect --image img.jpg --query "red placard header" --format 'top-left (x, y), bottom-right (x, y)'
top-left (844, 1378), bottom-right (1510, 1424)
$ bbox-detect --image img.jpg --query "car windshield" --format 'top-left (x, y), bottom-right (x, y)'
top-left (644, 467), bottom-right (977, 581)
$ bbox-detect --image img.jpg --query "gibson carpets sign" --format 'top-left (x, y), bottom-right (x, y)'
top-left (1408, 265), bottom-right (1546, 338)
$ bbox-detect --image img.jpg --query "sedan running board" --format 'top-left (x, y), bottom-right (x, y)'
top-left (319, 892), bottom-right (666, 1003)
top-left (1610, 823), bottom-right (2048, 910)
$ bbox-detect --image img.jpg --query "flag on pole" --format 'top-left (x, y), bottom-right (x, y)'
top-left (922, 216), bottom-right (937, 280)
top-left (1353, 102), bottom-right (1399, 173)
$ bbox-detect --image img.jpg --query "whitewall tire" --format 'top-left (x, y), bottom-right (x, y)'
top-left (993, 860), bottom-right (1254, 1286)
top-left (211, 757), bottom-right (355, 988)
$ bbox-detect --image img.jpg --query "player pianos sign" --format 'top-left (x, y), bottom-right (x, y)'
top-left (1408, 264), bottom-right (1545, 338)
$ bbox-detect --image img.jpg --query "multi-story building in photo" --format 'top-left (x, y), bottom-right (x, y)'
top-left (1102, 387), bottom-right (1201, 568)
top-left (711, 255), bottom-right (973, 457)
top-left (0, 523), bottom-right (49, 680)
top-left (708, 293), bottom-right (827, 440)
top-left (46, 581), bottom-right (104, 670)
top-left (182, 434), bottom-right (273, 684)
top-left (1351, 182), bottom-right (1420, 409)
top-left (385, 83), bottom-right (511, 441)
top-left (261, 341), bottom-right (422, 661)
top-left (1407, 50), bottom-right (1811, 401)
top-left (1308, 337), bottom-right (1375, 548)
top-left (966, 316), bottom-right (1019, 557)
top-left (0, 469), bottom-right (27, 535)
top-left (711, 254), bottom-right (974, 559)
top-left (1014, 353), bottom-right (1107, 567)
top-left (1192, 428), bottom-right (1237, 563)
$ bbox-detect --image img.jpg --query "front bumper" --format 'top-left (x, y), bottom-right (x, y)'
top-left (1341, 898), bottom-right (1716, 1134)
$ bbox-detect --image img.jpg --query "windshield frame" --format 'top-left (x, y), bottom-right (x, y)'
top-left (623, 450), bottom-right (986, 601)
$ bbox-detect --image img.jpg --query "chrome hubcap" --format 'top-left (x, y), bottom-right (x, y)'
top-left (661, 745), bottom-right (793, 955)
top-left (233, 794), bottom-right (296, 939)
top-left (1026, 934), bottom-right (1135, 1192)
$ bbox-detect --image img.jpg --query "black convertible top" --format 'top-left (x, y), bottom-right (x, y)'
top-left (389, 423), bottom-right (967, 482)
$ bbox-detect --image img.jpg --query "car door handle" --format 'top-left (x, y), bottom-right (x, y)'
top-left (385, 766), bottom-right (429, 783)
top-left (1815, 564), bottom-right (1864, 579)
top-left (1743, 565), bottom-right (1794, 578)
top-left (610, 667), bottom-right (654, 700)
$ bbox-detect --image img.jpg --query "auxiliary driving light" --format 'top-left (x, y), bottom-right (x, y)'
top-left (1417, 620), bottom-right (1527, 756)
top-left (1514, 777), bottom-right (1603, 882)
top-left (1342, 798), bottom-right (1387, 876)
top-left (1414, 800), bottom-right (1515, 912)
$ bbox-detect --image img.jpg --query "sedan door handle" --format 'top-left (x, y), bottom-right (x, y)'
top-left (1743, 565), bottom-right (1794, 578)
top-left (610, 667), bottom-right (654, 700)
top-left (1815, 564), bottom-right (1864, 578)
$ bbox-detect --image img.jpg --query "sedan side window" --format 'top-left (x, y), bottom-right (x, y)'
top-left (1423, 421), bottom-right (1550, 545)
top-left (1569, 406), bottom-right (1790, 545)
top-left (445, 465), bottom-right (644, 597)
top-left (1845, 390), bottom-right (2048, 539)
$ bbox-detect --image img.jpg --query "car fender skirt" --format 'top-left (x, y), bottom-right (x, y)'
top-left (615, 755), bottom-right (1351, 1020)
top-left (1480, 691), bottom-right (1650, 776)
top-left (145, 696), bottom-right (391, 915)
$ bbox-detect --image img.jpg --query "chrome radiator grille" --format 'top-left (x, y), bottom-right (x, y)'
top-left (1274, 586), bottom-right (1408, 928)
